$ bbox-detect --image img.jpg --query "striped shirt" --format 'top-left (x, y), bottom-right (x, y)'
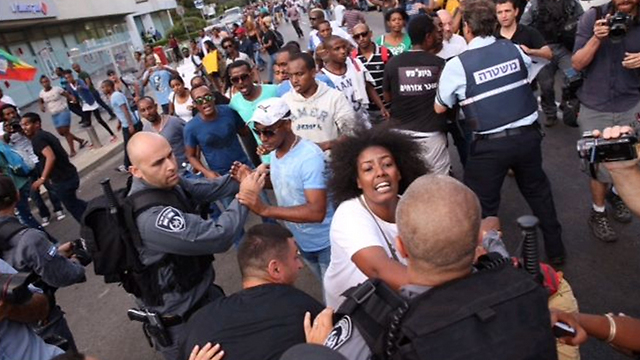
top-left (356, 43), bottom-right (390, 111)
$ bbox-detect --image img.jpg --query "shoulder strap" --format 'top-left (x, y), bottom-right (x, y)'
top-left (357, 195), bottom-right (400, 261)
top-left (336, 279), bottom-right (409, 354)
top-left (0, 217), bottom-right (28, 253)
top-left (128, 188), bottom-right (192, 216)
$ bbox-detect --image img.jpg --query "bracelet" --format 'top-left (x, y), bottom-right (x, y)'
top-left (604, 313), bottom-right (617, 343)
top-left (39, 177), bottom-right (46, 182)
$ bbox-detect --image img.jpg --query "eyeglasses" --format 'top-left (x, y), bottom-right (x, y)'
top-left (230, 73), bottom-right (251, 84)
top-left (352, 32), bottom-right (369, 40)
top-left (194, 94), bottom-right (214, 105)
top-left (223, 44), bottom-right (234, 49)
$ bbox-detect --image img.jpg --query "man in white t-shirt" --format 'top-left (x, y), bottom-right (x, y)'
top-left (321, 36), bottom-right (387, 126)
top-left (282, 53), bottom-right (357, 153)
top-left (308, 8), bottom-right (356, 52)
top-left (333, 0), bottom-right (347, 29)
top-left (222, 37), bottom-right (261, 83)
top-left (436, 9), bottom-right (468, 60)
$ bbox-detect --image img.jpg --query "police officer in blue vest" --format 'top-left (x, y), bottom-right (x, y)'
top-left (434, 0), bottom-right (566, 265)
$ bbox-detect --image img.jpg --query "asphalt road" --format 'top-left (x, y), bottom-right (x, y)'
top-left (47, 10), bottom-right (639, 360)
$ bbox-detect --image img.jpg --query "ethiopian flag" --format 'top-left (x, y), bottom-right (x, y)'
top-left (0, 49), bottom-right (37, 82)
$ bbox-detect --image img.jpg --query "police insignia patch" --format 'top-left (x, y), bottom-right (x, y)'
top-left (46, 245), bottom-right (57, 259)
top-left (156, 207), bottom-right (186, 232)
top-left (325, 316), bottom-right (352, 350)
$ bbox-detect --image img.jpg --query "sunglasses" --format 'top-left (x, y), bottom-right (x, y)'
top-left (223, 44), bottom-right (234, 49)
top-left (230, 73), bottom-right (251, 84)
top-left (352, 32), bottom-right (369, 40)
top-left (309, 17), bottom-right (317, 20)
top-left (194, 94), bottom-right (214, 105)
top-left (254, 121), bottom-right (285, 137)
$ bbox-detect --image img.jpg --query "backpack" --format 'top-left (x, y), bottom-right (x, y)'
top-left (336, 261), bottom-right (557, 360)
top-left (350, 46), bottom-right (391, 64)
top-left (0, 142), bottom-right (35, 177)
top-left (81, 186), bottom-right (214, 306)
top-left (274, 30), bottom-right (285, 48)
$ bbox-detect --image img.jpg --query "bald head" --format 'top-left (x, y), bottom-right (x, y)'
top-left (396, 175), bottom-right (481, 274)
top-left (353, 23), bottom-right (370, 34)
top-left (128, 132), bottom-right (180, 188)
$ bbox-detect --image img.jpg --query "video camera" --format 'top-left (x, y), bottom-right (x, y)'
top-left (576, 131), bottom-right (639, 163)
top-left (0, 272), bottom-right (34, 305)
top-left (608, 11), bottom-right (631, 42)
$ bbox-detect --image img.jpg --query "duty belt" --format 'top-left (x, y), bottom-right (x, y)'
top-left (473, 123), bottom-right (540, 141)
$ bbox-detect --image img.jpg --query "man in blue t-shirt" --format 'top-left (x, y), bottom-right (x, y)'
top-left (402, 0), bottom-right (431, 22)
top-left (102, 80), bottom-right (142, 172)
top-left (185, 85), bottom-right (250, 179)
top-left (141, 54), bottom-right (179, 114)
top-left (235, 97), bottom-right (332, 282)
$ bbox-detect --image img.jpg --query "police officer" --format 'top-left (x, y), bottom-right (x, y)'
top-left (124, 132), bottom-right (264, 360)
top-left (520, 0), bottom-right (583, 127)
top-left (434, 0), bottom-right (566, 265)
top-left (0, 175), bottom-right (86, 352)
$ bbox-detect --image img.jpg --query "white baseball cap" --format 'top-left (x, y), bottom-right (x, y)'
top-left (250, 97), bottom-right (292, 127)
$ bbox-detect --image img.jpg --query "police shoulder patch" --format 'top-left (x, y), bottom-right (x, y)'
top-left (324, 315), bottom-right (352, 350)
top-left (45, 245), bottom-right (57, 260)
top-left (155, 207), bottom-right (186, 232)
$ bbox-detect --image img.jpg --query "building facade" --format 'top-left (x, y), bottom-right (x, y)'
top-left (0, 0), bottom-right (177, 106)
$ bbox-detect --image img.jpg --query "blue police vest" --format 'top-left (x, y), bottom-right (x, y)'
top-left (458, 40), bottom-right (538, 132)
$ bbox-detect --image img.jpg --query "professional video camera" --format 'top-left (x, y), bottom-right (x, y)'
top-left (608, 11), bottom-right (631, 42)
top-left (577, 131), bottom-right (639, 163)
top-left (0, 272), bottom-right (33, 305)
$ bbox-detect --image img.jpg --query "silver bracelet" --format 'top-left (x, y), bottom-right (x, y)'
top-left (604, 313), bottom-right (617, 343)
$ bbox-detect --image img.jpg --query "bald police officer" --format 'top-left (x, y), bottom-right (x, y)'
top-left (125, 132), bottom-right (265, 360)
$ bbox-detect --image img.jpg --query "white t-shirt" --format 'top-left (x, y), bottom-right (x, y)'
top-left (225, 52), bottom-right (254, 67)
top-left (0, 95), bottom-right (16, 107)
top-left (436, 34), bottom-right (468, 60)
top-left (324, 197), bottom-right (406, 309)
top-left (321, 58), bottom-right (374, 125)
top-left (334, 4), bottom-right (346, 26)
top-left (169, 92), bottom-right (194, 122)
top-left (39, 86), bottom-right (68, 114)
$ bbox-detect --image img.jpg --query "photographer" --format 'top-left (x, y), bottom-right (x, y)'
top-left (0, 259), bottom-right (65, 359)
top-left (571, 0), bottom-right (640, 242)
top-left (0, 175), bottom-right (86, 351)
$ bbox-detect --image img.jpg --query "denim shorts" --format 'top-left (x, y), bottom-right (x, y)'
top-left (52, 110), bottom-right (71, 129)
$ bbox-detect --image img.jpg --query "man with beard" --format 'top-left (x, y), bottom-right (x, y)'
top-left (228, 60), bottom-right (279, 165)
top-left (137, 96), bottom-right (188, 173)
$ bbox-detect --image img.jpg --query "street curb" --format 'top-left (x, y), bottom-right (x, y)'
top-left (77, 143), bottom-right (124, 178)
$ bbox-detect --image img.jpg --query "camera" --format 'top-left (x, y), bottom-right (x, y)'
top-left (71, 238), bottom-right (92, 267)
top-left (607, 11), bottom-right (631, 42)
top-left (577, 132), bottom-right (639, 163)
top-left (0, 272), bottom-right (33, 305)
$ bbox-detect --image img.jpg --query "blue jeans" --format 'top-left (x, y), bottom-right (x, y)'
top-left (267, 52), bottom-right (277, 83)
top-left (50, 174), bottom-right (87, 223)
top-left (300, 246), bottom-right (331, 282)
top-left (16, 183), bottom-right (43, 230)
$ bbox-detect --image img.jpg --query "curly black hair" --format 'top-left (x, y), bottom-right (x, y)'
top-left (328, 126), bottom-right (429, 206)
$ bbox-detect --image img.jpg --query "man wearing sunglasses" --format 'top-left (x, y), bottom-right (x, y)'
top-left (352, 23), bottom-right (392, 125)
top-left (221, 38), bottom-right (261, 84)
top-left (228, 60), bottom-right (279, 166)
top-left (238, 97), bottom-right (333, 282)
top-left (184, 85), bottom-right (251, 180)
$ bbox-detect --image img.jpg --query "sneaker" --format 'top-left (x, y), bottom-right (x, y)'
top-left (115, 165), bottom-right (129, 173)
top-left (55, 211), bottom-right (66, 221)
top-left (41, 217), bottom-right (50, 227)
top-left (588, 210), bottom-right (617, 242)
top-left (606, 190), bottom-right (632, 223)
